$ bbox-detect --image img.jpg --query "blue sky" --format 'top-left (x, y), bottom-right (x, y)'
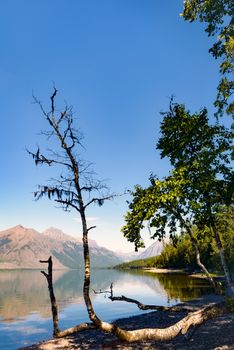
top-left (0, 0), bottom-right (220, 252)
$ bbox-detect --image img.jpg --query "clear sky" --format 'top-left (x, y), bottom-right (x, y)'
top-left (0, 0), bottom-right (220, 252)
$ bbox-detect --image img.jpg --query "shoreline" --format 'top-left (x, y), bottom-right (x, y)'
top-left (143, 267), bottom-right (223, 280)
top-left (19, 294), bottom-right (234, 350)
top-left (143, 267), bottom-right (186, 274)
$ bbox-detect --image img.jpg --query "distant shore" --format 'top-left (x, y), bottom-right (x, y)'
top-left (143, 267), bottom-right (185, 273)
top-left (143, 267), bottom-right (223, 280)
top-left (19, 294), bottom-right (234, 350)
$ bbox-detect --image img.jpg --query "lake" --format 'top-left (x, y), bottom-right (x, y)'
top-left (0, 269), bottom-right (213, 349)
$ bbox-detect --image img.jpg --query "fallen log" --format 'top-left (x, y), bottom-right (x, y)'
top-left (88, 301), bottom-right (226, 342)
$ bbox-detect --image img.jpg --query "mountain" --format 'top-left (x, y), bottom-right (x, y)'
top-left (42, 227), bottom-right (98, 248)
top-left (43, 227), bottom-right (81, 243)
top-left (137, 240), bottom-right (165, 260)
top-left (0, 225), bottom-right (122, 269)
top-left (114, 240), bottom-right (167, 263)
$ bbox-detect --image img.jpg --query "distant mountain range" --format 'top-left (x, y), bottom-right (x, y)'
top-left (116, 240), bottom-right (165, 262)
top-left (0, 225), bottom-right (122, 269)
top-left (0, 225), bottom-right (165, 269)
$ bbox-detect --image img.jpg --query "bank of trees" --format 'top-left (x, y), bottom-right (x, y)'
top-left (119, 207), bottom-right (234, 272)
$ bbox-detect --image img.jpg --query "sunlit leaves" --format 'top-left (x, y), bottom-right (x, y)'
top-left (182, 0), bottom-right (234, 117)
top-left (122, 101), bottom-right (233, 251)
top-left (121, 169), bottom-right (191, 250)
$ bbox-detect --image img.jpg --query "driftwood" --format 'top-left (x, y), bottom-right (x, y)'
top-left (112, 302), bottom-right (226, 342)
top-left (85, 292), bottom-right (226, 342)
top-left (90, 284), bottom-right (227, 341)
top-left (55, 323), bottom-right (95, 338)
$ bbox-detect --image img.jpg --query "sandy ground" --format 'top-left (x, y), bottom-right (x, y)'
top-left (143, 268), bottom-right (185, 274)
top-left (19, 294), bottom-right (234, 350)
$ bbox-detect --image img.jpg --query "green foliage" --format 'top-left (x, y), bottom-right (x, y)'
top-left (209, 206), bottom-right (234, 271)
top-left (157, 101), bottom-right (233, 229)
top-left (154, 273), bottom-right (214, 301)
top-left (119, 208), bottom-right (234, 272)
top-left (122, 102), bottom-right (233, 252)
top-left (182, 0), bottom-right (234, 117)
top-left (116, 257), bottom-right (158, 269)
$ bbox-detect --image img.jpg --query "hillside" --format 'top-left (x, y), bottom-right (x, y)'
top-left (137, 240), bottom-right (165, 260)
top-left (0, 225), bottom-right (122, 269)
top-left (114, 240), bottom-right (167, 269)
top-left (115, 240), bottom-right (165, 263)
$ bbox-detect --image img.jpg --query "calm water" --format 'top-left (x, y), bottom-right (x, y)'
top-left (0, 269), bottom-right (212, 350)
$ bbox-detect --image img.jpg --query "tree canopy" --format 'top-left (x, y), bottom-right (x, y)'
top-left (123, 102), bottom-right (233, 249)
top-left (182, 0), bottom-right (234, 116)
top-left (122, 101), bottom-right (234, 293)
top-left (157, 101), bottom-right (233, 228)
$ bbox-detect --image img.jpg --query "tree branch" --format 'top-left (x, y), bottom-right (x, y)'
top-left (27, 148), bottom-right (73, 169)
top-left (87, 226), bottom-right (96, 232)
top-left (84, 194), bottom-right (115, 209)
top-left (93, 284), bottom-right (196, 312)
top-left (54, 199), bottom-right (80, 212)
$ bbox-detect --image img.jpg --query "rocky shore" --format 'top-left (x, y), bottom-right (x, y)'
top-left (20, 294), bottom-right (234, 350)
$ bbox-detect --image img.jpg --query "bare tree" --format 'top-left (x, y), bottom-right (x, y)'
top-left (29, 88), bottom-right (226, 343)
top-left (28, 87), bottom-right (115, 333)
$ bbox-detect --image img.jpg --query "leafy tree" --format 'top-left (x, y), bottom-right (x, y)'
top-left (122, 169), bottom-right (216, 287)
top-left (181, 0), bottom-right (234, 116)
top-left (210, 205), bottom-right (234, 271)
top-left (157, 101), bottom-right (234, 294)
top-left (119, 210), bottom-right (234, 274)
top-left (122, 101), bottom-right (233, 294)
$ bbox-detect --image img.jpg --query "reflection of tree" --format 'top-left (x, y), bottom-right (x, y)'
top-left (149, 273), bottom-right (213, 301)
top-left (117, 270), bottom-right (213, 302)
top-left (0, 269), bottom-right (123, 322)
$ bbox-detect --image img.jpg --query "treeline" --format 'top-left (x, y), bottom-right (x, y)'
top-left (117, 207), bottom-right (234, 273)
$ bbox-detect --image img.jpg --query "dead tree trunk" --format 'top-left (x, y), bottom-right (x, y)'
top-left (40, 256), bottom-right (95, 338)
top-left (40, 257), bottom-right (60, 336)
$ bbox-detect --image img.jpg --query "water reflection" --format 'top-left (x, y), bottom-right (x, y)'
top-left (0, 270), bottom-right (60, 321)
top-left (0, 269), bottom-right (213, 350)
top-left (126, 270), bottom-right (213, 302)
top-left (0, 269), bottom-right (212, 323)
top-left (0, 269), bottom-right (123, 322)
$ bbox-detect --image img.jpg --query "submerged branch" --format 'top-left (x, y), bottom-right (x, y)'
top-left (93, 284), bottom-right (195, 312)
